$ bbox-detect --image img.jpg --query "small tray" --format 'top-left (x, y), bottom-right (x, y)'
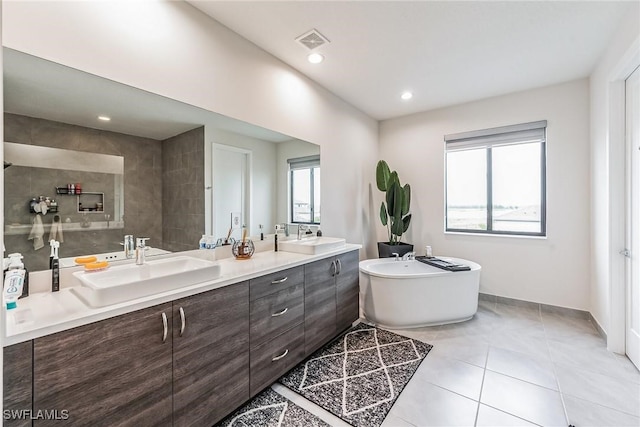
top-left (415, 256), bottom-right (471, 272)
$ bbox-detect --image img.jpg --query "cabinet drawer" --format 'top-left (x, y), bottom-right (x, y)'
top-left (250, 283), bottom-right (304, 349)
top-left (250, 323), bottom-right (305, 396)
top-left (250, 266), bottom-right (304, 301)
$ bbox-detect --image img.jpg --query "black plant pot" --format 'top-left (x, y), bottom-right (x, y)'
top-left (377, 242), bottom-right (414, 258)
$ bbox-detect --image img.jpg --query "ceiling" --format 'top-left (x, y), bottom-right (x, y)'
top-left (3, 48), bottom-right (294, 142)
top-left (188, 1), bottom-right (635, 120)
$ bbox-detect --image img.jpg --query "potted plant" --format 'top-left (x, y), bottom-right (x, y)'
top-left (376, 160), bottom-right (413, 258)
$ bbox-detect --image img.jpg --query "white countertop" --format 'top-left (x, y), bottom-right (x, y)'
top-left (4, 244), bottom-right (361, 346)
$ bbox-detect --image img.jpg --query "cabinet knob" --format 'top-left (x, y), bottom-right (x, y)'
top-left (272, 348), bottom-right (289, 362)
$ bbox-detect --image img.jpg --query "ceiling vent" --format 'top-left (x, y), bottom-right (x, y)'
top-left (295, 29), bottom-right (330, 51)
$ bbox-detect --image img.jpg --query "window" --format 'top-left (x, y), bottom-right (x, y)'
top-left (445, 120), bottom-right (546, 236)
top-left (289, 155), bottom-right (320, 224)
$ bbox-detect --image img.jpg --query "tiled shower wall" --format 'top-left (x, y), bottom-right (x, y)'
top-left (4, 113), bottom-right (163, 271)
top-left (161, 126), bottom-right (205, 252)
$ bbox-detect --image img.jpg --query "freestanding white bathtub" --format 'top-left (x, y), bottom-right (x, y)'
top-left (359, 257), bottom-right (481, 329)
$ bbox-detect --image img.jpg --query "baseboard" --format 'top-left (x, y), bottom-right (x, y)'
top-left (479, 293), bottom-right (590, 320)
top-left (589, 312), bottom-right (608, 340)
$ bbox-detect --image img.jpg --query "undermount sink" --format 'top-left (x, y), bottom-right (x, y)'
top-left (72, 255), bottom-right (221, 307)
top-left (279, 236), bottom-right (346, 255)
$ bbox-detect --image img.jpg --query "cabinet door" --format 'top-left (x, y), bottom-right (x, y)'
top-left (3, 341), bottom-right (33, 427)
top-left (173, 282), bottom-right (250, 427)
top-left (304, 258), bottom-right (337, 355)
top-left (33, 303), bottom-right (173, 427)
top-left (336, 250), bottom-right (360, 332)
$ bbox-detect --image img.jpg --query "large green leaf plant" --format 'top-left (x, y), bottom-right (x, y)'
top-left (376, 160), bottom-right (411, 245)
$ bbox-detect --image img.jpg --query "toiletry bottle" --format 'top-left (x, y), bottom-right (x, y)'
top-left (51, 240), bottom-right (60, 292)
top-left (69, 184), bottom-right (75, 195)
top-left (205, 235), bottom-right (215, 250)
top-left (3, 267), bottom-right (25, 310)
top-left (425, 245), bottom-right (433, 258)
top-left (5, 253), bottom-right (28, 299)
top-left (75, 183), bottom-right (82, 195)
top-left (199, 234), bottom-right (207, 250)
top-left (316, 229), bottom-right (323, 237)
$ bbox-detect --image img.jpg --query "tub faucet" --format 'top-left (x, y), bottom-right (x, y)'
top-left (136, 237), bottom-right (150, 265)
top-left (402, 252), bottom-right (416, 261)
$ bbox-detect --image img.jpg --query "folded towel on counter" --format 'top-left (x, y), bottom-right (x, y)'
top-left (49, 214), bottom-right (64, 243)
top-left (28, 214), bottom-right (45, 250)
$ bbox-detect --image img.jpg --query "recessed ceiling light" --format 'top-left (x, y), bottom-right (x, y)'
top-left (401, 91), bottom-right (413, 100)
top-left (98, 115), bottom-right (111, 121)
top-left (307, 53), bottom-right (324, 64)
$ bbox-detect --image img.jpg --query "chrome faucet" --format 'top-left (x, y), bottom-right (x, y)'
top-left (402, 251), bottom-right (416, 261)
top-left (135, 237), bottom-right (150, 265)
top-left (297, 224), bottom-right (309, 240)
top-left (124, 235), bottom-right (135, 259)
top-left (391, 252), bottom-right (400, 261)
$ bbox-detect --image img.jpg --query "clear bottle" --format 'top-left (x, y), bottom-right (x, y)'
top-left (199, 235), bottom-right (207, 250)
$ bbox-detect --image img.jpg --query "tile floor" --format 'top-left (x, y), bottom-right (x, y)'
top-left (272, 299), bottom-right (640, 426)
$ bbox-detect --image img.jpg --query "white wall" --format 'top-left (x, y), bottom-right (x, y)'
top-left (589, 5), bottom-right (640, 339)
top-left (379, 79), bottom-right (591, 310)
top-left (276, 140), bottom-right (321, 225)
top-left (2, 0), bottom-right (378, 252)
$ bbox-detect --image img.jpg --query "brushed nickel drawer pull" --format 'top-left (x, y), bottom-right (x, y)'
top-left (271, 307), bottom-right (289, 317)
top-left (331, 260), bottom-right (336, 276)
top-left (161, 312), bottom-right (168, 343)
top-left (271, 277), bottom-right (288, 284)
top-left (272, 349), bottom-right (289, 361)
top-left (179, 307), bottom-right (186, 337)
top-left (336, 259), bottom-right (342, 275)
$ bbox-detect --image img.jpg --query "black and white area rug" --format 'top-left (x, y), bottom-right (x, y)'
top-left (216, 387), bottom-right (330, 427)
top-left (279, 323), bottom-right (433, 427)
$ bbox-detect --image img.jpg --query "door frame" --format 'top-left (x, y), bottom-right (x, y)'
top-left (211, 142), bottom-right (252, 241)
top-left (608, 36), bottom-right (640, 353)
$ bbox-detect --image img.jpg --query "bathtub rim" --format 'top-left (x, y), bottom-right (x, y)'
top-left (359, 256), bottom-right (481, 279)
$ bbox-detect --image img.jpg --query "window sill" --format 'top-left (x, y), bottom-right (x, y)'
top-left (444, 230), bottom-right (547, 240)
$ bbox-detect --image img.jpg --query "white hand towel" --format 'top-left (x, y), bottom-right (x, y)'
top-left (28, 214), bottom-right (45, 250)
top-left (49, 215), bottom-right (64, 243)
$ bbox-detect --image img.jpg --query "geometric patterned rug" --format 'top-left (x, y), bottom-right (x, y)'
top-left (279, 323), bottom-right (433, 427)
top-left (216, 387), bottom-right (330, 427)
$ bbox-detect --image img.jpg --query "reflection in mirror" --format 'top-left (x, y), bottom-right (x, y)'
top-left (3, 48), bottom-right (319, 271)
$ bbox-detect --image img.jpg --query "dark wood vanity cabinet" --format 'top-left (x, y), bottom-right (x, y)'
top-left (33, 303), bottom-right (174, 427)
top-left (3, 341), bottom-right (33, 427)
top-left (172, 281), bottom-right (249, 427)
top-left (304, 258), bottom-right (338, 355)
top-left (304, 250), bottom-right (360, 355)
top-left (12, 249), bottom-right (359, 427)
top-left (248, 267), bottom-right (306, 396)
top-left (335, 250), bottom-right (360, 332)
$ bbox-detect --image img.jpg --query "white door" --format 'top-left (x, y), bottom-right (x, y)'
top-left (625, 65), bottom-right (640, 369)
top-left (213, 144), bottom-right (250, 241)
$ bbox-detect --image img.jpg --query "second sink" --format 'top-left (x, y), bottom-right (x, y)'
top-left (279, 236), bottom-right (346, 255)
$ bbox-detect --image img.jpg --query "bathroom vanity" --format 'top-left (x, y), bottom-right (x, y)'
top-left (3, 246), bottom-right (360, 427)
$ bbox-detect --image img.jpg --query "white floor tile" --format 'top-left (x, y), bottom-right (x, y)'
top-left (416, 355), bottom-right (485, 400)
top-left (563, 394), bottom-right (640, 426)
top-left (486, 346), bottom-right (558, 390)
top-left (428, 335), bottom-right (490, 368)
top-left (555, 362), bottom-right (640, 417)
top-left (490, 327), bottom-right (551, 361)
top-left (389, 378), bottom-right (478, 426)
top-left (476, 404), bottom-right (538, 426)
top-left (381, 414), bottom-right (416, 427)
top-left (480, 371), bottom-right (567, 426)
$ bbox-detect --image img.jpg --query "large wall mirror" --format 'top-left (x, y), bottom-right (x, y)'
top-left (3, 48), bottom-right (319, 272)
